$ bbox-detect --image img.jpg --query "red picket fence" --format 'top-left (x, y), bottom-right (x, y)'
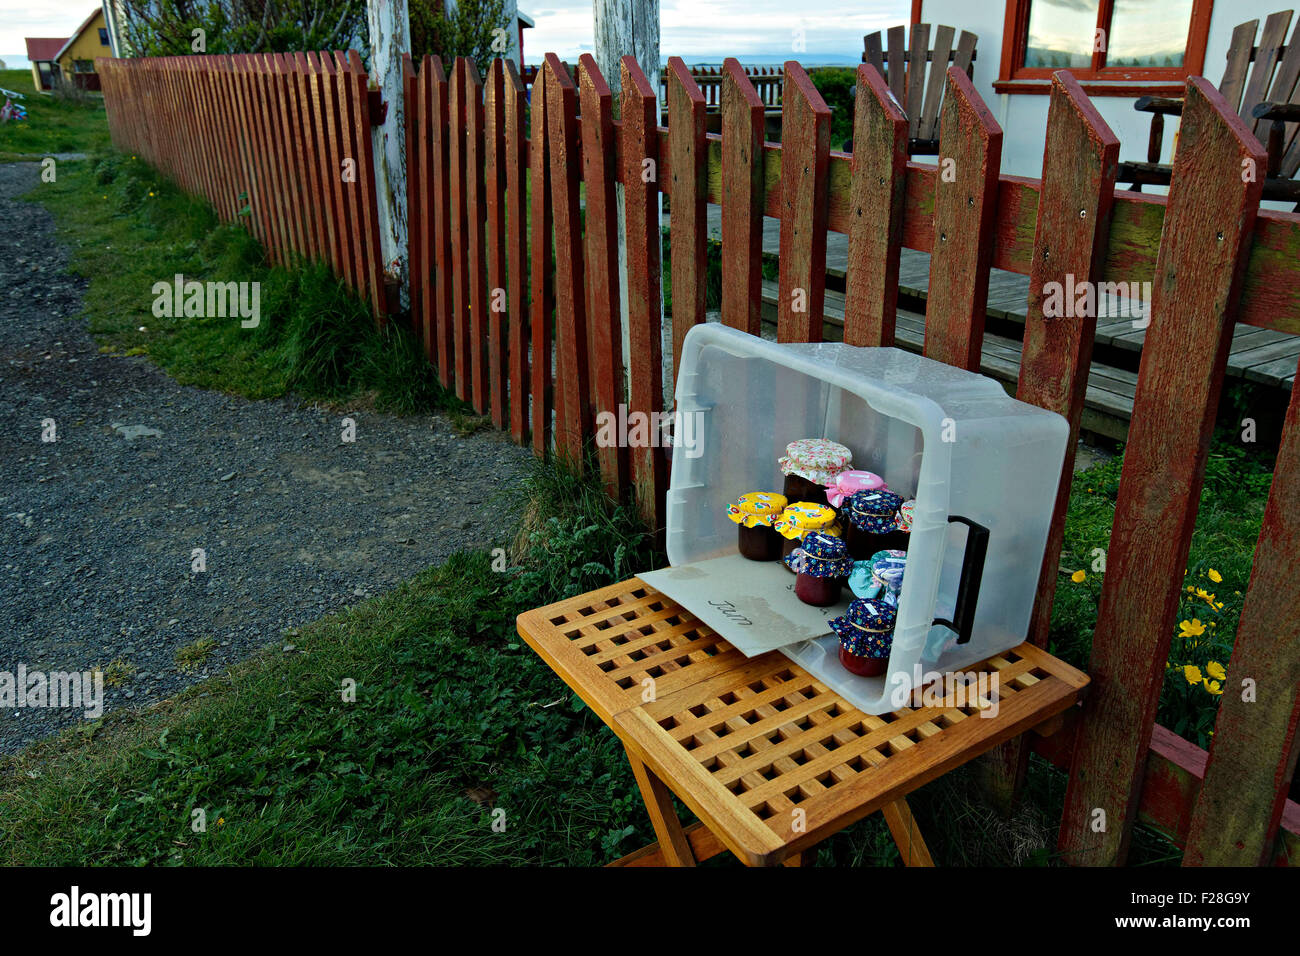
top-left (403, 52), bottom-right (1300, 866)
top-left (96, 47), bottom-right (1298, 866)
top-left (97, 53), bottom-right (387, 318)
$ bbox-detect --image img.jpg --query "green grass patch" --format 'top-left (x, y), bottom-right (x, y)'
top-left (0, 69), bottom-right (109, 159)
top-left (1050, 432), bottom-right (1271, 749)
top-left (33, 151), bottom-right (456, 414)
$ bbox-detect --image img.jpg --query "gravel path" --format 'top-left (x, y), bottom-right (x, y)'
top-left (0, 162), bottom-right (533, 753)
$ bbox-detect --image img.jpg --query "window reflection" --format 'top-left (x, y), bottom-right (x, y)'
top-left (1106, 0), bottom-right (1193, 67)
top-left (1025, 0), bottom-right (1102, 69)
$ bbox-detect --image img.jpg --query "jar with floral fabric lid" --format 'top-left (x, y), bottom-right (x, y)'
top-left (784, 531), bottom-right (854, 606)
top-left (831, 598), bottom-right (897, 677)
top-left (773, 502), bottom-right (841, 568)
top-left (823, 469), bottom-right (886, 509)
top-left (841, 489), bottom-right (903, 560)
top-left (881, 498), bottom-right (915, 552)
top-left (779, 439), bottom-right (852, 506)
top-left (726, 492), bottom-right (788, 561)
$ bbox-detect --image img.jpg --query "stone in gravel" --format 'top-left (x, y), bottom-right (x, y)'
top-left (111, 423), bottom-right (163, 441)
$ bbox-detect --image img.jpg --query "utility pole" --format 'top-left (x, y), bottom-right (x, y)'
top-left (367, 0), bottom-right (411, 309)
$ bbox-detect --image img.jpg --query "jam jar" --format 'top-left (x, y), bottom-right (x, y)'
top-left (831, 598), bottom-right (897, 678)
top-left (773, 502), bottom-right (840, 569)
top-left (823, 469), bottom-right (886, 508)
top-left (726, 492), bottom-right (788, 561)
top-left (779, 439), bottom-right (852, 506)
top-left (841, 489), bottom-right (903, 560)
top-left (880, 498), bottom-right (915, 552)
top-left (848, 549), bottom-right (907, 606)
top-left (784, 531), bottom-right (854, 606)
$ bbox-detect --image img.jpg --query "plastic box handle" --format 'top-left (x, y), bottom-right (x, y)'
top-left (932, 515), bottom-right (990, 646)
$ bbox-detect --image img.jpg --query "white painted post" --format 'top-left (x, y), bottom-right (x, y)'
top-left (593, 0), bottom-right (663, 399)
top-left (367, 0), bottom-right (411, 308)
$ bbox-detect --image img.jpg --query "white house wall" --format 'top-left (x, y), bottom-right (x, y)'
top-left (918, 0), bottom-right (1285, 199)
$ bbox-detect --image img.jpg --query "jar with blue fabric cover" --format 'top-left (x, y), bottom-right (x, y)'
top-left (784, 531), bottom-right (854, 606)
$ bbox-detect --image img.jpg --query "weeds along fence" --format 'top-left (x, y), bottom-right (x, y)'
top-left (99, 49), bottom-right (1300, 867)
top-left (97, 54), bottom-right (388, 318)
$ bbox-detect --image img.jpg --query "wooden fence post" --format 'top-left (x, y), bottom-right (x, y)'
top-left (579, 54), bottom-right (628, 499)
top-left (621, 55), bottom-right (666, 533)
top-left (720, 59), bottom-right (765, 336)
top-left (1059, 76), bottom-right (1266, 866)
top-left (924, 66), bottom-right (1002, 371)
top-left (1183, 356), bottom-right (1300, 864)
top-left (980, 70), bottom-right (1119, 812)
top-left (546, 54), bottom-right (590, 468)
top-left (842, 62), bottom-right (908, 348)
top-left (428, 56), bottom-right (454, 387)
top-left (665, 57), bottom-right (707, 387)
top-left (503, 60), bottom-right (530, 445)
top-left (484, 59), bottom-right (510, 429)
top-left (529, 64), bottom-right (554, 457)
top-left (776, 61), bottom-right (831, 344)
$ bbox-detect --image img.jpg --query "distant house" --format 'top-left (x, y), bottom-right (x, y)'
top-left (53, 8), bottom-right (114, 91)
top-left (25, 38), bottom-right (68, 92)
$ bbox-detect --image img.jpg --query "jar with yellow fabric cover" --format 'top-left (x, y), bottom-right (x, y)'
top-left (726, 492), bottom-right (788, 561)
top-left (773, 502), bottom-right (841, 569)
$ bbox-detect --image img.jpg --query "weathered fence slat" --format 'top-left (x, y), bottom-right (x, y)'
top-left (546, 53), bottom-right (590, 468)
top-left (621, 56), bottom-right (666, 532)
top-left (450, 59), bottom-right (471, 394)
top-left (666, 57), bottom-right (707, 387)
top-left (484, 59), bottom-right (509, 429)
top-left (720, 59), bottom-right (766, 336)
top-left (529, 64), bottom-right (554, 456)
top-left (1184, 356), bottom-right (1300, 865)
top-left (924, 66), bottom-right (1002, 371)
top-left (578, 54), bottom-right (627, 498)
top-left (776, 62), bottom-right (831, 343)
top-left (503, 61), bottom-right (530, 445)
top-left (466, 60), bottom-right (489, 413)
top-left (415, 56), bottom-right (435, 363)
top-left (1059, 77), bottom-right (1267, 867)
top-left (429, 56), bottom-right (454, 385)
top-left (335, 51), bottom-right (368, 298)
top-left (980, 70), bottom-right (1120, 811)
top-left (842, 63), bottom-right (908, 347)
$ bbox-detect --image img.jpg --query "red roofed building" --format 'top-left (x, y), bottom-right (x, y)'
top-left (25, 37), bottom-right (68, 91)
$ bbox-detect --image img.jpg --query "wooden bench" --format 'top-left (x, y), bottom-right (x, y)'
top-left (517, 577), bottom-right (1088, 866)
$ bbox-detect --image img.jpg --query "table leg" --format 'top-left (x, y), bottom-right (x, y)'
top-left (626, 746), bottom-right (697, 867)
top-left (881, 797), bottom-right (935, 867)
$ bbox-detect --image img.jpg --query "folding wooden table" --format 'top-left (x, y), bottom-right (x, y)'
top-left (517, 576), bottom-right (1089, 866)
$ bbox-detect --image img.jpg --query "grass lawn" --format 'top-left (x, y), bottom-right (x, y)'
top-left (4, 136), bottom-right (1279, 865)
top-left (0, 69), bottom-right (109, 160)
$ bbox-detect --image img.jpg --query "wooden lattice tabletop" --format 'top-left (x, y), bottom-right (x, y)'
top-left (517, 576), bottom-right (1089, 866)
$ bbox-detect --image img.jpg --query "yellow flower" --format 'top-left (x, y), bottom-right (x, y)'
top-left (1182, 665), bottom-right (1202, 685)
top-left (1071, 570), bottom-right (1086, 583)
top-left (1202, 679), bottom-right (1223, 696)
top-left (217, 817), bottom-right (225, 826)
top-left (1194, 588), bottom-right (1213, 602)
top-left (1179, 619), bottom-right (1206, 638)
top-left (1185, 585), bottom-right (1194, 593)
top-left (1206, 661), bottom-right (1226, 681)
top-left (1215, 602), bottom-right (1224, 610)
top-left (1208, 569), bottom-right (1222, 583)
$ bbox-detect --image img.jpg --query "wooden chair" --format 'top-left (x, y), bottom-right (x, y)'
top-left (851, 23), bottom-right (978, 155)
top-left (1120, 10), bottom-right (1300, 205)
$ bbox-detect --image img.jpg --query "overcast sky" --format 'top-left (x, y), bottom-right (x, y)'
top-left (2, 0), bottom-right (909, 61)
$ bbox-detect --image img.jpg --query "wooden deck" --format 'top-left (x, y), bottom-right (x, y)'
top-left (696, 204), bottom-right (1299, 439)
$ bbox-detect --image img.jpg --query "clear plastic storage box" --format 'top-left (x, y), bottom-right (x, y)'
top-left (641, 324), bottom-right (1069, 715)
